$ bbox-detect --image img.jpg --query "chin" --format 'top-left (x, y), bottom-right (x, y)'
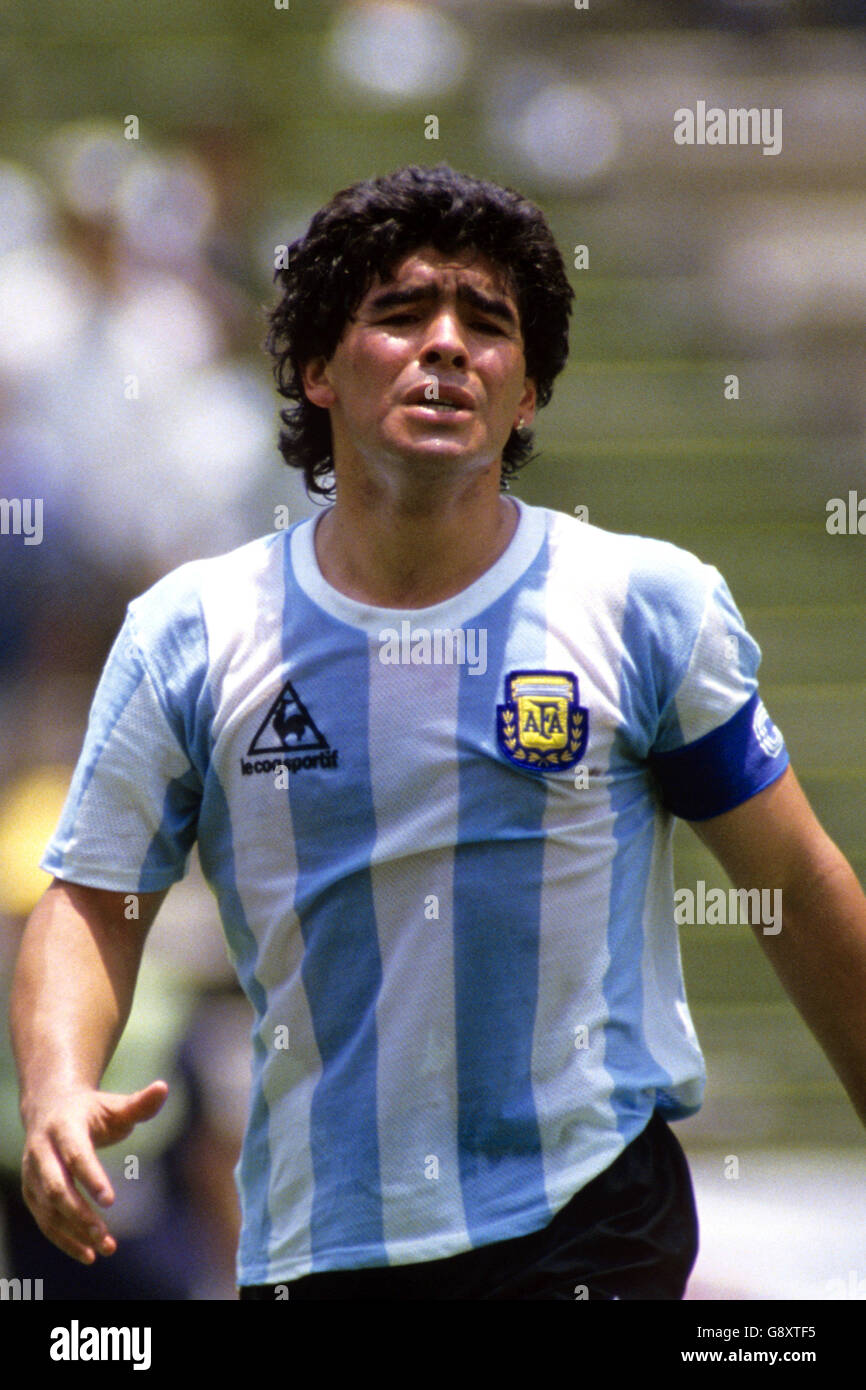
top-left (370, 428), bottom-right (500, 479)
top-left (386, 437), bottom-right (477, 467)
top-left (410, 448), bottom-right (492, 476)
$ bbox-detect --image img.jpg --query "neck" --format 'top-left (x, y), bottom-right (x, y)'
top-left (313, 468), bottom-right (518, 608)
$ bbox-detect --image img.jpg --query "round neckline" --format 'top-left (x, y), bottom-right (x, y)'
top-left (289, 495), bottom-right (546, 632)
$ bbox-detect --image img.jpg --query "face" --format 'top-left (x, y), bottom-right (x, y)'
top-left (301, 246), bottom-right (537, 484)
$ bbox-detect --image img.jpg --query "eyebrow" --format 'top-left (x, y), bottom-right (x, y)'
top-left (365, 282), bottom-right (519, 328)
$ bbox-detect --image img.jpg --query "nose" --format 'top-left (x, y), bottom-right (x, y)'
top-left (420, 308), bottom-right (468, 370)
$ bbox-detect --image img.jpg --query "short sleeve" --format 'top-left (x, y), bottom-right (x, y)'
top-left (648, 566), bottom-right (789, 821)
top-left (41, 609), bottom-right (203, 892)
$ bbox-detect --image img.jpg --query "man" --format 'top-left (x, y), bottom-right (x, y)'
top-left (12, 165), bottom-right (866, 1301)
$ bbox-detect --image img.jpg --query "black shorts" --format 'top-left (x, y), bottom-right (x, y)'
top-left (239, 1110), bottom-right (698, 1301)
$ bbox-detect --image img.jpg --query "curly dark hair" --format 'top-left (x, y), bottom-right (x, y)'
top-left (265, 163), bottom-right (573, 499)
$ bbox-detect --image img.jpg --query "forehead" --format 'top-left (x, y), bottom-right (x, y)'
top-left (363, 245), bottom-right (516, 301)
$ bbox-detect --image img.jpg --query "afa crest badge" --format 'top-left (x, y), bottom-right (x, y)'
top-left (497, 670), bottom-right (589, 771)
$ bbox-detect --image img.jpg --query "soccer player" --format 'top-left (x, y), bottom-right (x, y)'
top-left (11, 165), bottom-right (866, 1300)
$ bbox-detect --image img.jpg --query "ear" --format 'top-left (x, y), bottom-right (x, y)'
top-left (300, 356), bottom-right (337, 409)
top-left (514, 377), bottom-right (537, 429)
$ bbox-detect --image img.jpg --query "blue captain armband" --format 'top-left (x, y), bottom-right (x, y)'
top-left (649, 690), bottom-right (789, 822)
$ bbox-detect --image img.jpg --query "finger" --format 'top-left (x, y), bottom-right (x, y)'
top-left (52, 1122), bottom-right (115, 1207)
top-left (94, 1080), bottom-right (170, 1144)
top-left (40, 1225), bottom-right (99, 1266)
top-left (22, 1142), bottom-right (116, 1259)
top-left (68, 1143), bottom-right (115, 1208)
top-left (125, 1079), bottom-right (169, 1121)
top-left (38, 1220), bottom-right (117, 1266)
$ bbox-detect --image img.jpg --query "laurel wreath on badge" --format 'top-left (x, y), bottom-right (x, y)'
top-left (502, 708), bottom-right (584, 766)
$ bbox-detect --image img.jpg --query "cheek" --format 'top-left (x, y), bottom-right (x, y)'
top-left (491, 373), bottom-right (527, 418)
top-left (344, 342), bottom-right (406, 395)
top-left (481, 348), bottom-right (526, 395)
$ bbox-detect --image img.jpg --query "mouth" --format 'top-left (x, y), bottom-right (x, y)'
top-left (403, 402), bottom-right (473, 431)
top-left (404, 383), bottom-right (475, 413)
top-left (406, 400), bottom-right (469, 415)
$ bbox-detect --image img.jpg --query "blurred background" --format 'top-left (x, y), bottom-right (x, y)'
top-left (1, 0), bottom-right (865, 1300)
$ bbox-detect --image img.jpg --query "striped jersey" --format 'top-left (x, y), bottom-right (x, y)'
top-left (42, 498), bottom-right (789, 1285)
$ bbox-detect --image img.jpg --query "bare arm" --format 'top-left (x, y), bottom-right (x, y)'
top-left (10, 877), bottom-right (170, 1263)
top-left (689, 765), bottom-right (866, 1128)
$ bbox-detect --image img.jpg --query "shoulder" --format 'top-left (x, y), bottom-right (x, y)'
top-left (530, 505), bottom-right (738, 711)
top-left (126, 531), bottom-right (285, 653)
top-left (535, 503), bottom-right (719, 612)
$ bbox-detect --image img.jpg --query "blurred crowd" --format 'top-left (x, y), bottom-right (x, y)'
top-left (0, 124), bottom-right (314, 1298)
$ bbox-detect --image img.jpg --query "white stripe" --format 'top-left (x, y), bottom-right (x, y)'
top-left (60, 674), bottom-right (189, 886)
top-left (202, 536), bottom-right (318, 1274)
top-left (675, 571), bottom-right (752, 745)
top-left (639, 819), bottom-right (704, 1109)
top-left (533, 515), bottom-right (627, 1206)
top-left (366, 641), bottom-right (469, 1257)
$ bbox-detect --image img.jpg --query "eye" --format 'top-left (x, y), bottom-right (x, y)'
top-left (381, 312), bottom-right (418, 326)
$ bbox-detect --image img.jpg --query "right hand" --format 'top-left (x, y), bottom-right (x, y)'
top-left (20, 1080), bottom-right (169, 1264)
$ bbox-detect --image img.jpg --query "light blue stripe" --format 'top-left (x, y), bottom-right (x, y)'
top-left (603, 562), bottom-right (687, 1138)
top-left (197, 772), bottom-right (274, 1274)
top-left (604, 733), bottom-right (671, 1134)
top-left (712, 573), bottom-right (761, 689)
top-left (134, 580), bottom-right (212, 885)
top-left (453, 531), bottom-right (551, 1244)
top-left (138, 571), bottom-right (275, 1273)
top-left (51, 620), bottom-right (145, 860)
top-left (130, 576), bottom-right (213, 781)
top-left (281, 545), bottom-right (386, 1270)
top-left (615, 542), bottom-right (706, 758)
top-left (138, 770), bottom-right (202, 890)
